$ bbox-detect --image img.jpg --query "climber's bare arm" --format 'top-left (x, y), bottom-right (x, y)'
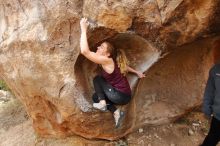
top-left (127, 65), bottom-right (145, 78)
top-left (80, 18), bottom-right (108, 65)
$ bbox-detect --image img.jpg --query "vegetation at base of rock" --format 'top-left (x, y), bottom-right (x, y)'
top-left (0, 80), bottom-right (10, 91)
top-left (114, 139), bottom-right (128, 146)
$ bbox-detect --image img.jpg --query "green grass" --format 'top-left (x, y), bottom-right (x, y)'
top-left (114, 139), bottom-right (128, 146)
top-left (0, 80), bottom-right (10, 91)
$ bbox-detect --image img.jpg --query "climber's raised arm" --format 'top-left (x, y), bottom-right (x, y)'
top-left (127, 65), bottom-right (145, 78)
top-left (80, 18), bottom-right (109, 65)
top-left (80, 18), bottom-right (90, 54)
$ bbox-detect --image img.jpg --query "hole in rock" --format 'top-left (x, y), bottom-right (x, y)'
top-left (74, 33), bottom-right (161, 102)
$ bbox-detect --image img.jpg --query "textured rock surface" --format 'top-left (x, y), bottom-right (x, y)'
top-left (133, 37), bottom-right (215, 128)
top-left (0, 0), bottom-right (220, 140)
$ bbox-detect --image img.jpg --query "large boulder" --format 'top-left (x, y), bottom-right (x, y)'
top-left (0, 0), bottom-right (219, 140)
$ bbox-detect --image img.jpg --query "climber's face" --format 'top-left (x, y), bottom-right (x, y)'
top-left (96, 43), bottom-right (109, 56)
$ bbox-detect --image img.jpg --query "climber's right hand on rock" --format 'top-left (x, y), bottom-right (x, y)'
top-left (136, 71), bottom-right (146, 78)
top-left (80, 17), bottom-right (89, 33)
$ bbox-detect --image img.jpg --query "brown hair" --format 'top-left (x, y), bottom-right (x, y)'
top-left (104, 42), bottom-right (129, 75)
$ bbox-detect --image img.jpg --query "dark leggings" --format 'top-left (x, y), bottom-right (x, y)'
top-left (92, 75), bottom-right (131, 113)
top-left (201, 116), bottom-right (220, 146)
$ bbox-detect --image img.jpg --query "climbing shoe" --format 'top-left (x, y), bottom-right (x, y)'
top-left (114, 109), bottom-right (125, 128)
top-left (93, 102), bottom-right (107, 112)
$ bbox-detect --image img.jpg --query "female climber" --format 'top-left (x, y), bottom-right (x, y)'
top-left (80, 18), bottom-right (145, 128)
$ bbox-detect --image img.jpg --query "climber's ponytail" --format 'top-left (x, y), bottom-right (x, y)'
top-left (104, 42), bottom-right (129, 76)
top-left (116, 49), bottom-right (129, 76)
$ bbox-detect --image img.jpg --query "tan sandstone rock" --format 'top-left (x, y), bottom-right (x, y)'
top-left (0, 0), bottom-right (219, 140)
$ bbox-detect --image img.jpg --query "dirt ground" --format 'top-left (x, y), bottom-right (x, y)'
top-left (0, 97), bottom-right (219, 146)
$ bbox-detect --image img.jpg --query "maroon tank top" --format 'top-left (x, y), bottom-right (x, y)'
top-left (101, 62), bottom-right (131, 95)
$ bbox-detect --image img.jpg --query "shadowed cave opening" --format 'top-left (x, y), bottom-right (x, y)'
top-left (74, 34), bottom-right (220, 122)
top-left (74, 33), bottom-right (161, 102)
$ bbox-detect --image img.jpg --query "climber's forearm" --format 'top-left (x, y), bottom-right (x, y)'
top-left (80, 31), bottom-right (90, 55)
top-left (127, 65), bottom-right (146, 78)
top-left (127, 66), bottom-right (138, 74)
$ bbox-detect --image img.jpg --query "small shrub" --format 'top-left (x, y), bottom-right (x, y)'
top-left (114, 139), bottom-right (128, 146)
top-left (0, 80), bottom-right (10, 91)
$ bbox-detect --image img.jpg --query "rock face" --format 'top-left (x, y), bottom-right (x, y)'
top-left (0, 0), bottom-right (220, 140)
